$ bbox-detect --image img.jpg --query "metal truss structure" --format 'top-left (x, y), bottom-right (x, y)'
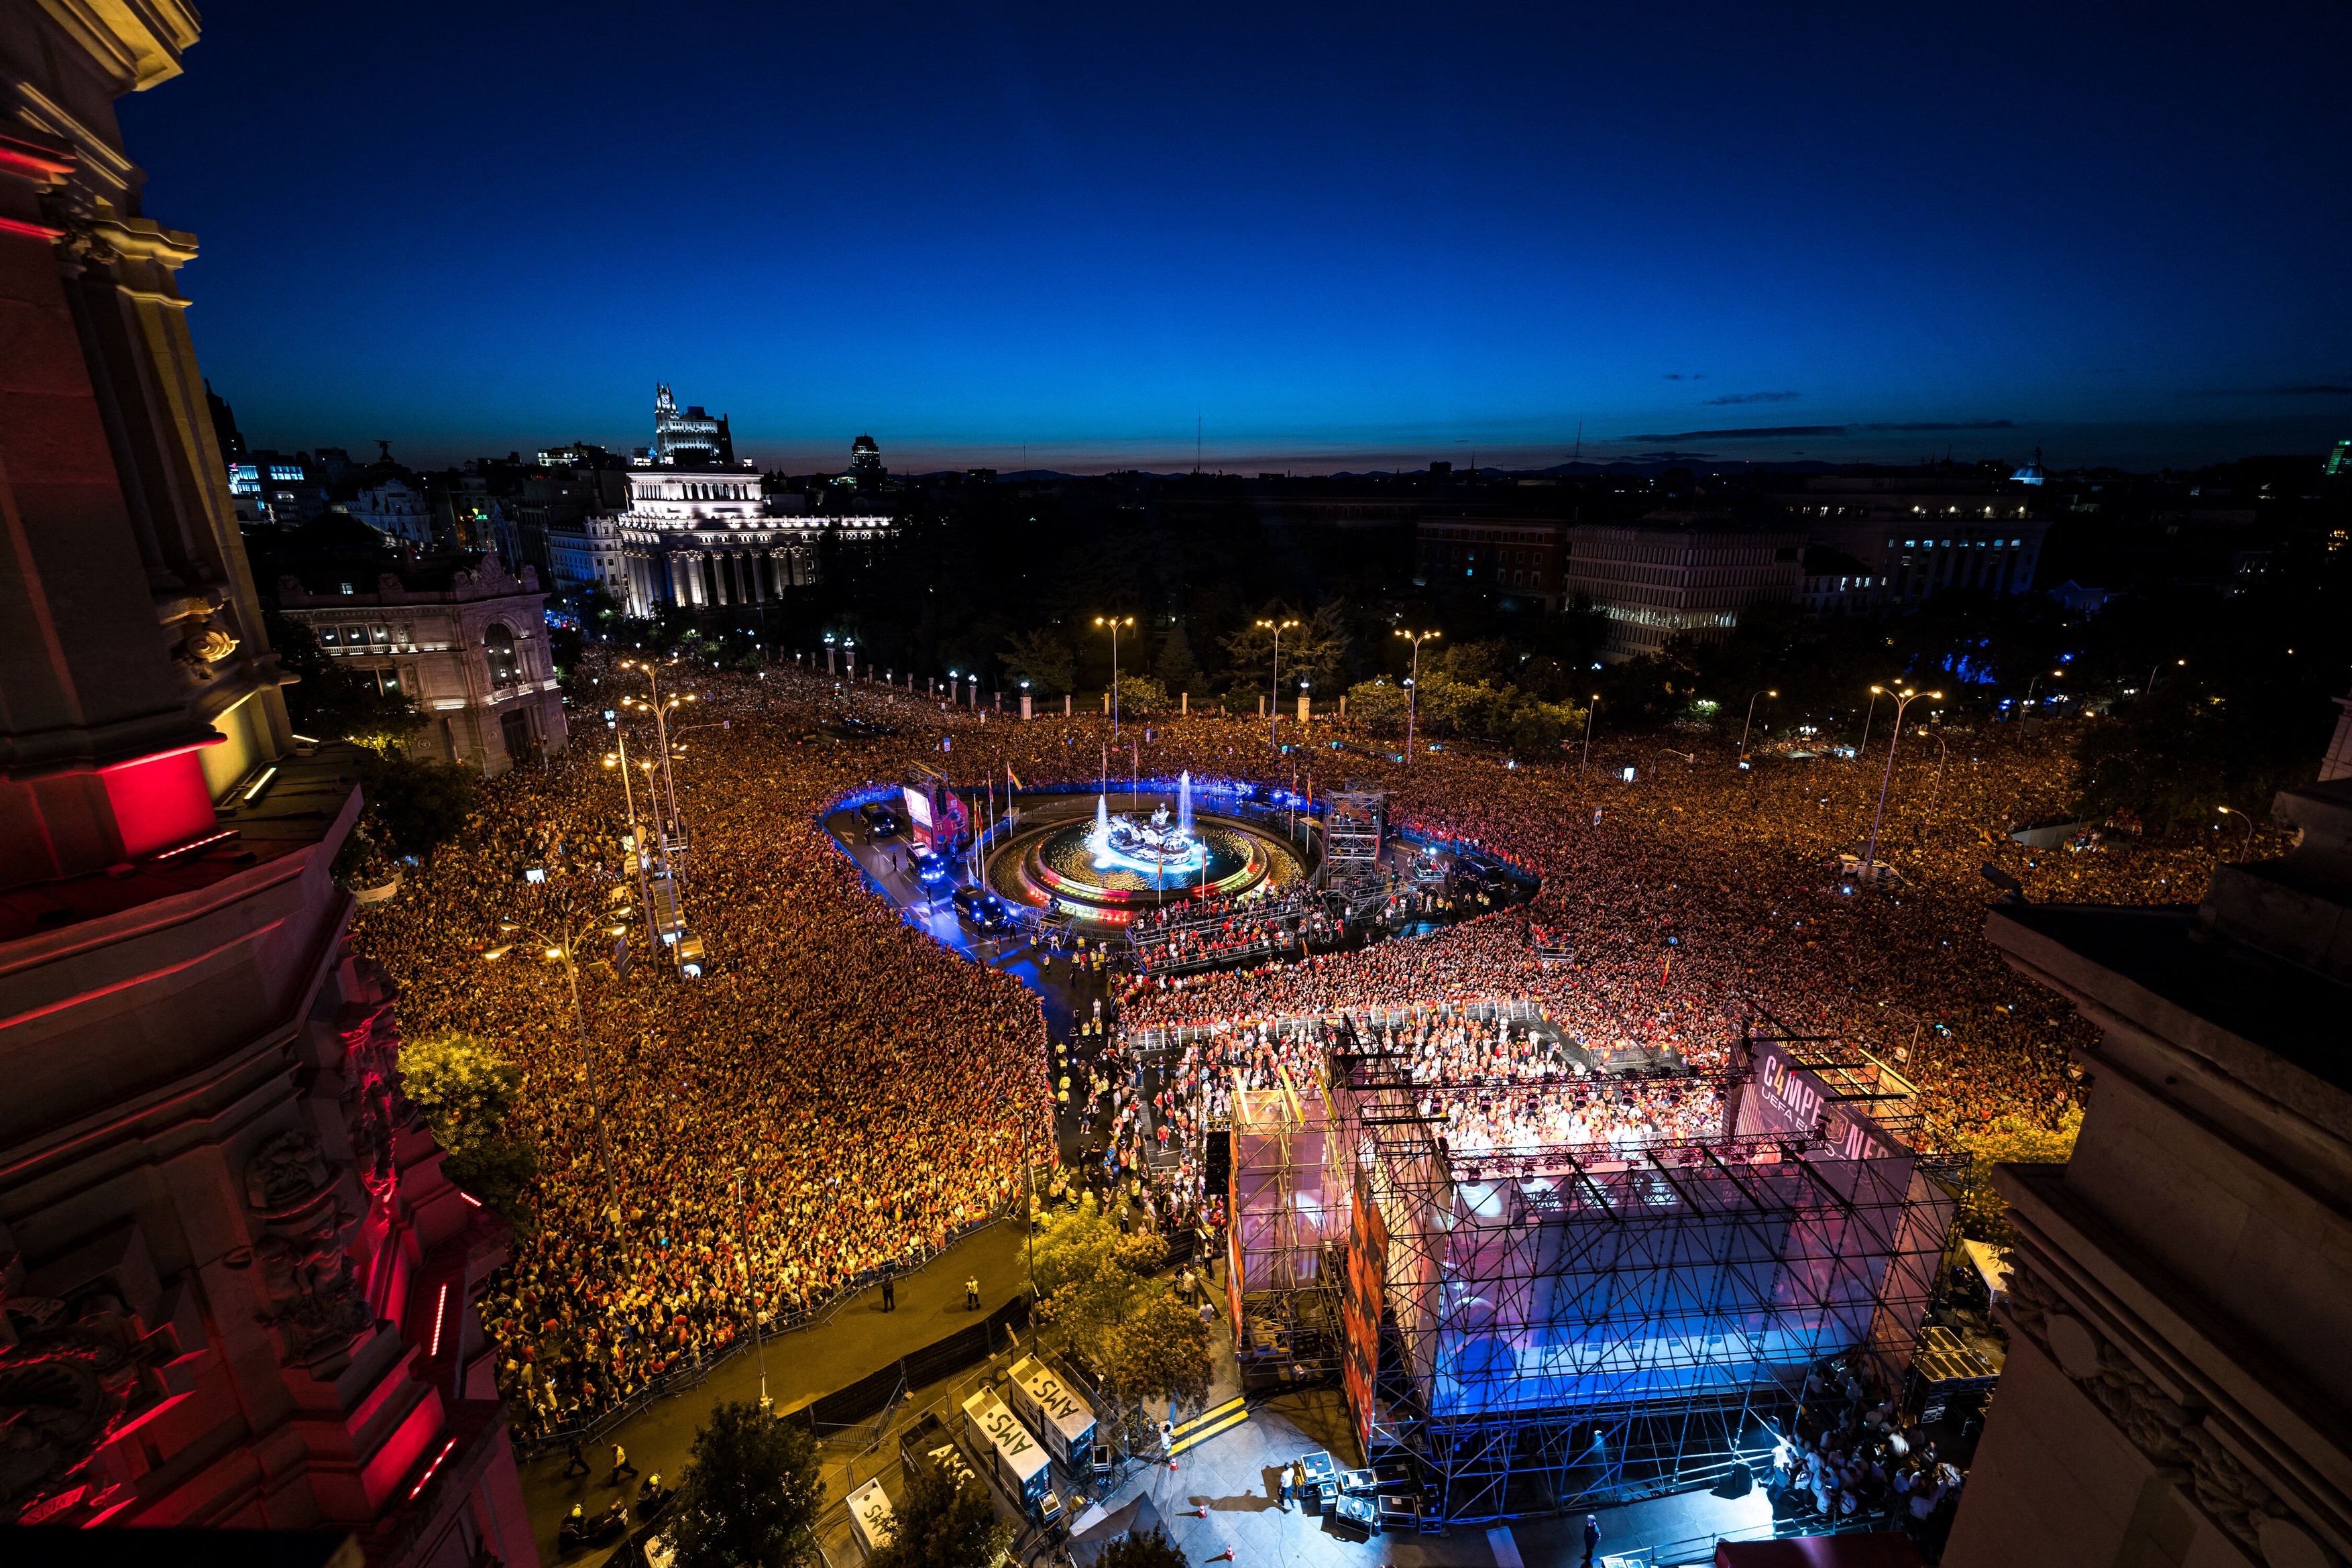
top-left (1319, 789), bottom-right (1388, 911)
top-left (1224, 1011), bottom-right (1956, 1523)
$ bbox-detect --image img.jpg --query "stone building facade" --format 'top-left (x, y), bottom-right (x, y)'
top-left (0, 1), bottom-right (537, 1560)
top-left (1561, 522), bottom-right (1805, 661)
top-left (1945, 775), bottom-right (2352, 1568)
top-left (603, 467), bottom-right (891, 618)
top-left (274, 560), bottom-right (569, 777)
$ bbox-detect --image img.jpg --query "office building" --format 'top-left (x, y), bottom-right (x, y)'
top-left (1770, 475), bottom-right (2050, 612)
top-left (272, 559), bottom-right (568, 775)
top-left (651, 383), bottom-right (735, 467)
top-left (1561, 521), bottom-right (1803, 661)
top-left (1415, 518), bottom-right (1567, 608)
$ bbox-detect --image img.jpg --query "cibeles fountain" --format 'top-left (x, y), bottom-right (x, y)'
top-left (987, 770), bottom-right (1310, 925)
top-left (1088, 771), bottom-right (1210, 880)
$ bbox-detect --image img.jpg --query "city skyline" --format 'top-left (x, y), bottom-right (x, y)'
top-left (125, 0), bottom-right (2352, 471)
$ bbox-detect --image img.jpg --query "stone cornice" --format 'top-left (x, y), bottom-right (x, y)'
top-left (31, 0), bottom-right (202, 93)
top-left (1995, 1164), bottom-right (2351, 1561)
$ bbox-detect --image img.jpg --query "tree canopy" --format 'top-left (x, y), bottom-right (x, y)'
top-left (863, 1447), bottom-right (1015, 1568)
top-left (670, 1401), bottom-right (824, 1568)
top-left (1031, 1195), bottom-right (1211, 1448)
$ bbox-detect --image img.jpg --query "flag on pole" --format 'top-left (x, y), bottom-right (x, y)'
top-left (1007, 765), bottom-right (1024, 791)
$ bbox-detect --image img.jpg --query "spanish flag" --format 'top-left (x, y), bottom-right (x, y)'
top-left (1007, 766), bottom-right (1024, 791)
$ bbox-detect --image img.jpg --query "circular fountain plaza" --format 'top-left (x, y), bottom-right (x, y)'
top-left (986, 772), bottom-right (1311, 925)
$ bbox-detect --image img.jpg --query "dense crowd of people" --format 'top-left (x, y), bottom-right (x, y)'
top-left (353, 651), bottom-right (2254, 1443)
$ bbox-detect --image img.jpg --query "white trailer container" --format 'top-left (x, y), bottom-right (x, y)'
top-left (961, 1386), bottom-right (1052, 1518)
top-left (1005, 1355), bottom-right (1099, 1469)
top-left (846, 1477), bottom-right (895, 1559)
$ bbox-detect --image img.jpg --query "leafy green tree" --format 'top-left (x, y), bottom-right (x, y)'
top-left (864, 1448), bottom-right (1015, 1568)
top-left (1093, 1526), bottom-right (1190, 1568)
top-left (401, 1031), bottom-right (522, 1145)
top-left (1219, 602), bottom-right (1351, 701)
top-left (1116, 674), bottom-right (1171, 714)
top-left (1954, 1107), bottom-right (2081, 1244)
top-left (402, 1031), bottom-right (536, 1220)
top-left (265, 611), bottom-right (426, 752)
top-left (671, 1401), bottom-right (824, 1568)
top-left (1154, 622), bottom-right (1202, 696)
top-left (1001, 628), bottom-right (1076, 695)
top-left (1031, 1196), bottom-right (1211, 1453)
top-left (355, 751), bottom-right (478, 859)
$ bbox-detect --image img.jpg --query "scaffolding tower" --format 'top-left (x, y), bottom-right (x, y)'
top-left (1223, 1012), bottom-right (1955, 1523)
top-left (1319, 789), bottom-right (1388, 914)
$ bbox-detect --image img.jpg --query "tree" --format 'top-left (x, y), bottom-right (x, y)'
top-left (401, 1031), bottom-right (521, 1146)
top-left (1116, 674), bottom-right (1171, 714)
top-left (1031, 1196), bottom-right (1211, 1452)
top-left (1218, 602), bottom-right (1351, 704)
top-left (1153, 621), bottom-right (1202, 696)
top-left (1093, 1526), bottom-right (1190, 1568)
top-left (265, 610), bottom-right (426, 752)
top-left (864, 1448), bottom-right (1015, 1568)
top-left (355, 750), bottom-right (477, 859)
top-left (402, 1031), bottom-right (536, 1221)
top-left (670, 1401), bottom-right (824, 1568)
top-left (1954, 1107), bottom-right (2081, 1244)
top-left (1001, 628), bottom-right (1076, 695)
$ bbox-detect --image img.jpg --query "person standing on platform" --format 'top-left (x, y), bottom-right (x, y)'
top-left (966, 1275), bottom-right (981, 1310)
top-left (1583, 1513), bottom-right (1602, 1565)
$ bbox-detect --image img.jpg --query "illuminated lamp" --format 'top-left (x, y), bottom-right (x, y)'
top-left (101, 741), bottom-right (223, 859)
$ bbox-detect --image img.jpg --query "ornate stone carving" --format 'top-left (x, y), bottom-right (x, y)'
top-left (0, 1255), bottom-right (197, 1526)
top-left (175, 614), bottom-right (238, 675)
top-left (237, 1129), bottom-right (373, 1375)
top-left (2003, 1253), bottom-right (2328, 1562)
top-left (335, 968), bottom-right (414, 1207)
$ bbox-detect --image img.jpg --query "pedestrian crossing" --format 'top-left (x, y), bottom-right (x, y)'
top-left (1167, 1394), bottom-right (1249, 1456)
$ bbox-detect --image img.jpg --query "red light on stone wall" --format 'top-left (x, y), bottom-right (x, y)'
top-left (100, 745), bottom-right (219, 859)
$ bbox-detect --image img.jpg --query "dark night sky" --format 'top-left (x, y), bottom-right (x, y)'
top-left (121, 1), bottom-right (2352, 472)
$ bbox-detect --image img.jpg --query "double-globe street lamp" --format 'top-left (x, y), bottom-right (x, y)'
top-left (1859, 685), bottom-right (1943, 883)
top-left (484, 888), bottom-right (638, 1223)
top-left (1394, 628), bottom-right (1440, 761)
top-left (1095, 616), bottom-right (1135, 740)
top-left (1258, 618), bottom-right (1300, 748)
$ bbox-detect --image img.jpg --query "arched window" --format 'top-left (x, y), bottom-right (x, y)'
top-left (485, 622), bottom-right (520, 686)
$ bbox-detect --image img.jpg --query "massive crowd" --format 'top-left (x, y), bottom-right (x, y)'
top-left (353, 651), bottom-right (2255, 1441)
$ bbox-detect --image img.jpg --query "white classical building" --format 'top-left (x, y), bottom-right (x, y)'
top-left (274, 557), bottom-right (568, 775)
top-left (598, 466), bottom-right (891, 616)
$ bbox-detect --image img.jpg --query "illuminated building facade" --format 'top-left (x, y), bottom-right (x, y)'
top-left (0, 3), bottom-right (537, 1557)
top-left (649, 383), bottom-right (734, 467)
top-left (1561, 522), bottom-right (1804, 661)
top-left (1770, 475), bottom-right (2050, 612)
top-left (273, 559), bottom-right (569, 777)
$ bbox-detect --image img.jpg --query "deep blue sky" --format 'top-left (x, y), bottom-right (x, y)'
top-left (125, 1), bottom-right (2352, 473)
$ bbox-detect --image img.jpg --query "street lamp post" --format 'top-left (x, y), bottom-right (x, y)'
top-left (1738, 689), bottom-right (1778, 764)
top-left (1858, 685), bottom-right (1883, 761)
top-left (485, 902), bottom-right (630, 1222)
top-left (1394, 629), bottom-right (1440, 761)
top-left (731, 1169), bottom-right (771, 1412)
top-left (1257, 617), bottom-right (1299, 748)
top-left (1860, 685), bottom-right (1943, 883)
top-left (2215, 804), bottom-right (2256, 858)
top-left (1094, 616), bottom-right (1135, 739)
top-left (2146, 657), bottom-right (2184, 697)
top-left (1581, 695), bottom-right (1600, 777)
top-left (601, 736), bottom-right (659, 957)
top-left (824, 632), bottom-right (836, 675)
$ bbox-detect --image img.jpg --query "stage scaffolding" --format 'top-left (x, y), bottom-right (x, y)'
top-left (1319, 789), bottom-right (1388, 914)
top-left (1225, 1013), bottom-right (1956, 1522)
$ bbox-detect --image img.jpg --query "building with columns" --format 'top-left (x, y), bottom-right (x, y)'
top-left (0, 1), bottom-right (537, 1559)
top-left (602, 465), bottom-right (891, 617)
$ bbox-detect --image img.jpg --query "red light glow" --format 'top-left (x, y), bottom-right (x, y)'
top-left (429, 1282), bottom-right (449, 1357)
top-left (101, 748), bottom-right (219, 859)
top-left (407, 1437), bottom-right (457, 1502)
